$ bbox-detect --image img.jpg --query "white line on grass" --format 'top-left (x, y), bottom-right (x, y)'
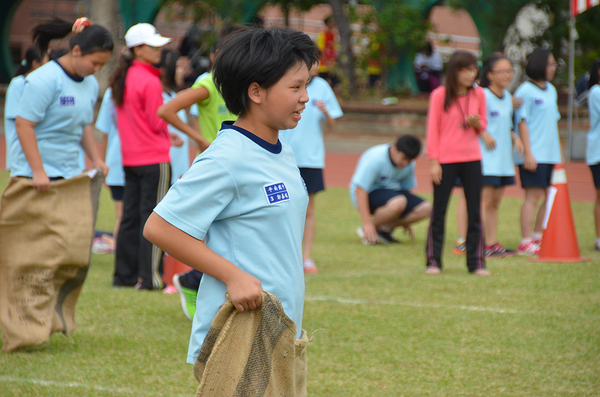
top-left (305, 295), bottom-right (595, 318)
top-left (0, 375), bottom-right (189, 397)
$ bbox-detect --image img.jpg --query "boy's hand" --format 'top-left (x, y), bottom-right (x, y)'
top-left (362, 222), bottom-right (379, 245)
top-left (403, 225), bottom-right (414, 241)
top-left (226, 271), bottom-right (263, 312)
top-left (170, 132), bottom-right (184, 147)
top-left (512, 134), bottom-right (524, 157)
top-left (32, 170), bottom-right (51, 192)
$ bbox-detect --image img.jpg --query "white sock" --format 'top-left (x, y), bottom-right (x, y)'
top-left (532, 232), bottom-right (543, 241)
top-left (521, 237), bottom-right (532, 245)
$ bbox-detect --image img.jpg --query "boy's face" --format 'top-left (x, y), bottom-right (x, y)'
top-left (390, 147), bottom-right (411, 168)
top-left (263, 62), bottom-right (310, 131)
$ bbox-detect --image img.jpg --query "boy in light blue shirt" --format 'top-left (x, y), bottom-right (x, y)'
top-left (350, 135), bottom-right (432, 245)
top-left (586, 59), bottom-right (600, 250)
top-left (279, 61), bottom-right (343, 274)
top-left (143, 28), bottom-right (319, 370)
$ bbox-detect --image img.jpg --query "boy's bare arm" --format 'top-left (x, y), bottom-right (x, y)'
top-left (355, 186), bottom-right (378, 245)
top-left (144, 212), bottom-right (263, 312)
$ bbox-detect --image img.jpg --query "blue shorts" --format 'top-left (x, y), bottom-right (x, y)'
top-left (590, 163), bottom-right (600, 188)
top-left (368, 189), bottom-right (425, 217)
top-left (109, 185), bottom-right (124, 201)
top-left (299, 168), bottom-right (325, 194)
top-left (519, 164), bottom-right (554, 188)
top-left (483, 176), bottom-right (515, 187)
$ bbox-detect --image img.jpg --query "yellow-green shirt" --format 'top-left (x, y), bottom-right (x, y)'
top-left (192, 72), bottom-right (237, 143)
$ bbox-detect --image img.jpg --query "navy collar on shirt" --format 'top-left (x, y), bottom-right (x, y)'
top-left (221, 121), bottom-right (282, 154)
top-left (53, 59), bottom-right (84, 82)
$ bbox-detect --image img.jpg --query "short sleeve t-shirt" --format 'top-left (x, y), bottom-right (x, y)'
top-left (163, 90), bottom-right (191, 184)
top-left (279, 76), bottom-right (343, 169)
top-left (95, 88), bottom-right (125, 187)
top-left (480, 88), bottom-right (515, 176)
top-left (4, 75), bottom-right (25, 174)
top-left (349, 144), bottom-right (417, 208)
top-left (587, 85), bottom-right (600, 165)
top-left (513, 81), bottom-right (561, 165)
top-left (191, 72), bottom-right (237, 143)
top-left (13, 60), bottom-right (98, 179)
top-left (153, 122), bottom-right (308, 364)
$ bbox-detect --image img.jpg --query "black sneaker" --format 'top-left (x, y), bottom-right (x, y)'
top-left (376, 229), bottom-right (399, 244)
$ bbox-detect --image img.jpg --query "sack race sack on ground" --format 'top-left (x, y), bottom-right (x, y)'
top-left (194, 291), bottom-right (308, 397)
top-left (0, 171), bottom-right (103, 352)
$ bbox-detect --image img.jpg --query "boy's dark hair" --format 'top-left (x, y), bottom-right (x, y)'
top-left (33, 17), bottom-right (113, 57)
top-left (525, 48), bottom-right (552, 82)
top-left (444, 51), bottom-right (478, 111)
top-left (588, 59), bottom-right (600, 89)
top-left (479, 55), bottom-right (510, 88)
top-left (212, 27), bottom-right (319, 116)
top-left (395, 135), bottom-right (421, 159)
top-left (14, 45), bottom-right (42, 77)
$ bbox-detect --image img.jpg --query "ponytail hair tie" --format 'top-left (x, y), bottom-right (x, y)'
top-left (72, 17), bottom-right (92, 34)
top-left (21, 59), bottom-right (27, 66)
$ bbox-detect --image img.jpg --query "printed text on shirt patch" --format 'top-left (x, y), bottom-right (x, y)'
top-left (490, 110), bottom-right (500, 117)
top-left (264, 182), bottom-right (289, 205)
top-left (60, 96), bottom-right (75, 106)
top-left (534, 99), bottom-right (544, 105)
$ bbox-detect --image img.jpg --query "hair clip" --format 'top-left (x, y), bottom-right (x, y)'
top-left (21, 59), bottom-right (27, 66)
top-left (73, 17), bottom-right (92, 34)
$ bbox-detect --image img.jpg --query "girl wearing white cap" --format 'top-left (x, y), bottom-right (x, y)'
top-left (109, 24), bottom-right (202, 290)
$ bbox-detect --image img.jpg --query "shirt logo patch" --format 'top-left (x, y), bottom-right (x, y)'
top-left (264, 182), bottom-right (290, 205)
top-left (534, 99), bottom-right (544, 105)
top-left (379, 176), bottom-right (387, 181)
top-left (60, 96), bottom-right (75, 106)
top-left (218, 103), bottom-right (229, 115)
top-left (490, 110), bottom-right (500, 117)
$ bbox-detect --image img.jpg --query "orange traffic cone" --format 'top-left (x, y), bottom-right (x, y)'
top-left (530, 164), bottom-right (591, 263)
top-left (163, 254), bottom-right (193, 287)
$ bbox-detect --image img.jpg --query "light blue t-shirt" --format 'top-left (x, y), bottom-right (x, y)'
top-left (4, 75), bottom-right (25, 174)
top-left (513, 81), bottom-right (561, 165)
top-left (587, 85), bottom-right (600, 165)
top-left (349, 144), bottom-right (417, 208)
top-left (163, 90), bottom-right (191, 184)
top-left (153, 122), bottom-right (308, 364)
top-left (95, 88), bottom-right (125, 187)
top-left (481, 88), bottom-right (515, 176)
top-left (13, 60), bottom-right (99, 179)
top-left (279, 76), bottom-right (343, 168)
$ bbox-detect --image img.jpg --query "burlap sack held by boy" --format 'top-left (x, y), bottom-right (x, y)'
top-left (0, 172), bottom-right (103, 352)
top-left (194, 291), bottom-right (308, 397)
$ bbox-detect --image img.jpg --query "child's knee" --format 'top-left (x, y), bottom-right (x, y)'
top-left (386, 195), bottom-right (407, 215)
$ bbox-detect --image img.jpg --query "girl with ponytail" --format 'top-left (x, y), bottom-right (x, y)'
top-left (13, 17), bottom-right (113, 189)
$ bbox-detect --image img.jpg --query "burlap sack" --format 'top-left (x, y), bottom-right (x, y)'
top-left (0, 171), bottom-right (103, 352)
top-left (193, 291), bottom-right (308, 397)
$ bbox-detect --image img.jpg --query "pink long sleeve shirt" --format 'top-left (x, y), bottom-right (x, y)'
top-left (116, 60), bottom-right (170, 167)
top-left (426, 86), bottom-right (487, 164)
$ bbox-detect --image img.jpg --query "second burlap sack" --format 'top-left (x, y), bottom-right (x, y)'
top-left (193, 291), bottom-right (308, 397)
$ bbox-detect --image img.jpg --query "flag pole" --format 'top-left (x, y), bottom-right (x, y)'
top-left (566, 14), bottom-right (575, 161)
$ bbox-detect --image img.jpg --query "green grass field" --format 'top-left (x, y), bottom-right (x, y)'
top-left (0, 170), bottom-right (598, 396)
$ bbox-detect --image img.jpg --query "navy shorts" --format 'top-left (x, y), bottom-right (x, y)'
top-left (483, 176), bottom-right (515, 187)
top-left (299, 168), bottom-right (325, 194)
top-left (368, 189), bottom-right (425, 217)
top-left (109, 185), bottom-right (124, 201)
top-left (590, 163), bottom-right (600, 188)
top-left (519, 164), bottom-right (554, 188)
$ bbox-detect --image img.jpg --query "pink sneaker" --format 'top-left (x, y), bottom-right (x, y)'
top-left (517, 241), bottom-right (540, 255)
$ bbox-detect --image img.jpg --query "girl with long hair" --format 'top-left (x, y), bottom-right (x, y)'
top-left (14, 17), bottom-right (112, 189)
top-left (425, 50), bottom-right (492, 276)
top-left (514, 48), bottom-right (562, 255)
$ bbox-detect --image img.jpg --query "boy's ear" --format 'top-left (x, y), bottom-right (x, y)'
top-left (71, 45), bottom-right (82, 57)
top-left (247, 82), bottom-right (263, 105)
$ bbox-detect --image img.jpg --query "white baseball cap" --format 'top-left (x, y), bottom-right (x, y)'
top-left (125, 23), bottom-right (171, 48)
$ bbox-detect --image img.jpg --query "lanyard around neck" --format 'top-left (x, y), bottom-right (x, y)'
top-left (457, 90), bottom-right (471, 130)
